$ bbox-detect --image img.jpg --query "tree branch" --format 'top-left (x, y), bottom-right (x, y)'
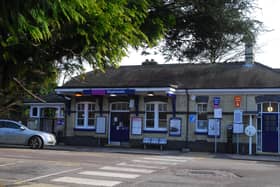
top-left (13, 77), bottom-right (46, 103)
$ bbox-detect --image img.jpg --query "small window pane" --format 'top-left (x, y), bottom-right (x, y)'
top-left (257, 117), bottom-right (261, 130)
top-left (263, 103), bottom-right (278, 112)
top-left (77, 119), bottom-right (84, 126)
top-left (197, 120), bottom-right (208, 131)
top-left (88, 119), bottom-right (95, 126)
top-left (146, 112), bottom-right (154, 120)
top-left (146, 120), bottom-right (154, 128)
top-left (32, 107), bottom-right (38, 117)
top-left (159, 119), bottom-right (167, 128)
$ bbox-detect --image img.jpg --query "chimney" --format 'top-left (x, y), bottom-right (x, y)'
top-left (245, 43), bottom-right (254, 64)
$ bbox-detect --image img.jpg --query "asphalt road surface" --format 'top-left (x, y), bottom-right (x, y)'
top-left (0, 147), bottom-right (280, 187)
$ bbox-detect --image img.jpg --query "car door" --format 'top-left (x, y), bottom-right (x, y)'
top-left (4, 121), bottom-right (28, 145)
top-left (0, 121), bottom-right (8, 143)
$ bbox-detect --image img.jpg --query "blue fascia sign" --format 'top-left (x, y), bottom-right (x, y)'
top-left (106, 89), bottom-right (135, 95)
top-left (83, 89), bottom-right (135, 95)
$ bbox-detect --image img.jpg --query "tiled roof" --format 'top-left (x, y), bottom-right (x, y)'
top-left (61, 62), bottom-right (280, 89)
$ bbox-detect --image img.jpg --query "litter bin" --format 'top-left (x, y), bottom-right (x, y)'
top-left (227, 125), bottom-right (233, 153)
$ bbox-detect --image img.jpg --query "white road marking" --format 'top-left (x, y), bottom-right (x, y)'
top-left (143, 157), bottom-right (187, 162)
top-left (80, 171), bottom-right (140, 179)
top-left (101, 166), bottom-right (155, 174)
top-left (0, 163), bottom-right (16, 167)
top-left (52, 177), bottom-right (121, 187)
top-left (132, 160), bottom-right (177, 165)
top-left (15, 168), bottom-right (82, 184)
top-left (159, 156), bottom-right (195, 160)
top-left (116, 162), bottom-right (167, 169)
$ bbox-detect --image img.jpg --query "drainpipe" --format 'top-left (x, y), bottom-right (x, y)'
top-left (186, 90), bottom-right (190, 147)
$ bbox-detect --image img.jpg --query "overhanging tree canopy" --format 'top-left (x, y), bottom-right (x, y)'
top-left (0, 0), bottom-right (261, 116)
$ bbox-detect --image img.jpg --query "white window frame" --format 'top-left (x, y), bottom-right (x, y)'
top-left (75, 102), bottom-right (96, 129)
top-left (144, 102), bottom-right (167, 131)
top-left (196, 103), bottom-right (208, 133)
top-left (30, 106), bottom-right (40, 118)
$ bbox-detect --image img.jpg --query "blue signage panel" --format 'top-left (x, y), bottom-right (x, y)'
top-left (106, 89), bottom-right (135, 95)
top-left (213, 97), bottom-right (221, 107)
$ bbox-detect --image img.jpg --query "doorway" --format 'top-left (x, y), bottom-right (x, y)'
top-left (262, 114), bottom-right (278, 152)
top-left (110, 102), bottom-right (130, 144)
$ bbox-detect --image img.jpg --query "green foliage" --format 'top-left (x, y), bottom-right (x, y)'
top-left (142, 0), bottom-right (261, 63)
top-left (0, 0), bottom-right (261, 116)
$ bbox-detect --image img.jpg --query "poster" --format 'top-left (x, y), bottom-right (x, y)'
top-left (169, 118), bottom-right (181, 136)
top-left (131, 117), bottom-right (142, 135)
top-left (96, 116), bottom-right (106, 134)
top-left (214, 108), bottom-right (222, 118)
top-left (208, 118), bottom-right (220, 137)
top-left (233, 123), bottom-right (244, 134)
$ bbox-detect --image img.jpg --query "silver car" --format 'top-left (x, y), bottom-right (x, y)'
top-left (0, 119), bottom-right (56, 149)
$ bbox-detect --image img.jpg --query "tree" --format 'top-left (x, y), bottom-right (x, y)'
top-left (0, 0), bottom-right (151, 116)
top-left (0, 0), bottom-right (261, 116)
top-left (141, 0), bottom-right (262, 63)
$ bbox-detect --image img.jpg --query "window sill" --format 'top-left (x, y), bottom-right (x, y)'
top-left (74, 128), bottom-right (96, 131)
top-left (143, 129), bottom-right (168, 134)
top-left (195, 131), bottom-right (208, 135)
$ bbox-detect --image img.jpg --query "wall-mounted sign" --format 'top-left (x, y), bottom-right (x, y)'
top-left (233, 123), bottom-right (244, 134)
top-left (96, 116), bottom-right (106, 134)
top-left (106, 89), bottom-right (135, 95)
top-left (234, 109), bottom-right (243, 124)
top-left (169, 118), bottom-right (181, 136)
top-left (189, 115), bottom-right (196, 123)
top-left (131, 117), bottom-right (142, 135)
top-left (208, 118), bottom-right (220, 137)
top-left (245, 125), bottom-right (257, 137)
top-left (82, 89), bottom-right (135, 96)
top-left (92, 90), bottom-right (106, 95)
top-left (234, 96), bottom-right (241, 107)
top-left (213, 97), bottom-right (221, 108)
top-left (214, 108), bottom-right (222, 119)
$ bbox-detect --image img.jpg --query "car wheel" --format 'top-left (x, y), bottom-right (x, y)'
top-left (29, 136), bottom-right (43, 149)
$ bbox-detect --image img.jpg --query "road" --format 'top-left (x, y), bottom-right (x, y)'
top-left (0, 147), bottom-right (280, 187)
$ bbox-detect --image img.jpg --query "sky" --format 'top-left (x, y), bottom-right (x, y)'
top-left (121, 0), bottom-right (280, 69)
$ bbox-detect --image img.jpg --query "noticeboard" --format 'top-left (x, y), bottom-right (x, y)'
top-left (233, 123), bottom-right (244, 134)
top-left (169, 118), bottom-right (182, 136)
top-left (208, 118), bottom-right (220, 137)
top-left (96, 116), bottom-right (106, 134)
top-left (131, 117), bottom-right (142, 135)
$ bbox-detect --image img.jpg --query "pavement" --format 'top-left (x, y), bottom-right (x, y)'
top-left (46, 144), bottom-right (280, 163)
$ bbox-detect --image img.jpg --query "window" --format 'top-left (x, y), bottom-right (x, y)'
top-left (145, 102), bottom-right (167, 130)
top-left (196, 103), bottom-right (208, 133)
top-left (76, 102), bottom-right (96, 129)
top-left (111, 103), bottom-right (129, 111)
top-left (30, 107), bottom-right (39, 118)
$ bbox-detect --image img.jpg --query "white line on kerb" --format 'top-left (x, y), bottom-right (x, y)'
top-left (15, 167), bottom-right (82, 185)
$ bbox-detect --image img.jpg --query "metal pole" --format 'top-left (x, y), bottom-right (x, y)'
top-left (237, 134), bottom-right (239, 154)
top-left (215, 135), bottom-right (217, 153)
top-left (249, 115), bottom-right (253, 155)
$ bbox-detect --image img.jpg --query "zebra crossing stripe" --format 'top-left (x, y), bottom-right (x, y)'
top-left (159, 156), bottom-right (195, 160)
top-left (116, 162), bottom-right (167, 169)
top-left (101, 166), bottom-right (155, 174)
top-left (52, 177), bottom-right (121, 187)
top-left (143, 157), bottom-right (187, 162)
top-left (80, 171), bottom-right (140, 179)
top-left (132, 160), bottom-right (177, 165)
